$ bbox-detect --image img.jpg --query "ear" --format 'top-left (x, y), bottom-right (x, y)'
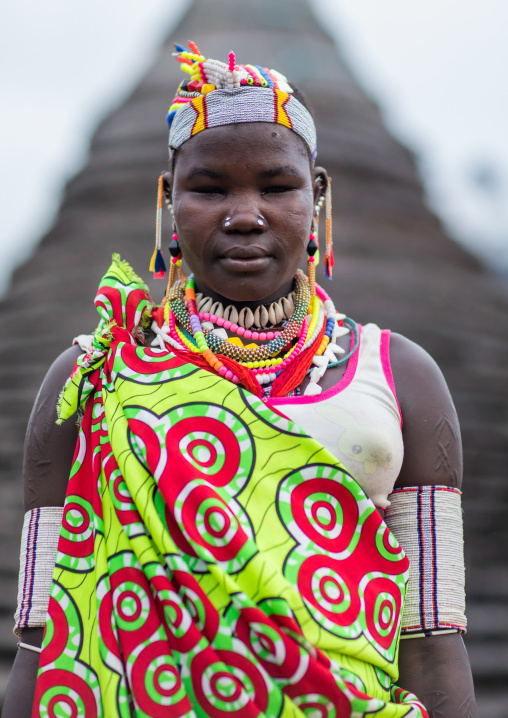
top-left (312, 166), bottom-right (328, 212)
top-left (163, 171), bottom-right (172, 204)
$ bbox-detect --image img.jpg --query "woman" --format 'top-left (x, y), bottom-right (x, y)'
top-left (5, 44), bottom-right (475, 717)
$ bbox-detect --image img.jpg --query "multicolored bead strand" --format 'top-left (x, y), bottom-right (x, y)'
top-left (184, 278), bottom-right (240, 384)
top-left (159, 267), bottom-right (356, 394)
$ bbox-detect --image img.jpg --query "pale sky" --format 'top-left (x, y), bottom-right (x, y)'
top-left (1, 0), bottom-right (507, 294)
top-left (312, 0), bottom-right (508, 270)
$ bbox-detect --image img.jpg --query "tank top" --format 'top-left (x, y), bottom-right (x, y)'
top-left (268, 324), bottom-right (403, 508)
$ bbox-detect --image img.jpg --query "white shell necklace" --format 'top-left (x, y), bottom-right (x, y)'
top-left (195, 291), bottom-right (296, 329)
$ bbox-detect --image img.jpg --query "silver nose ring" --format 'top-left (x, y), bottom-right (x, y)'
top-left (257, 216), bottom-right (264, 226)
top-left (224, 216), bottom-right (231, 228)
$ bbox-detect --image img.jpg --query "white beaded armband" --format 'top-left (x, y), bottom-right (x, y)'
top-left (385, 485), bottom-right (466, 638)
top-left (14, 507), bottom-right (63, 636)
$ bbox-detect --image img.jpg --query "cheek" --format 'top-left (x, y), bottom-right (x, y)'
top-left (173, 198), bottom-right (213, 248)
top-left (273, 195), bottom-right (313, 240)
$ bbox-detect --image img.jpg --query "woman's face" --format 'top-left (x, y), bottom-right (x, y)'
top-left (167, 122), bottom-right (326, 303)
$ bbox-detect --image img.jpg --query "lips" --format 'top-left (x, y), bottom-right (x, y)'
top-left (219, 245), bottom-right (273, 272)
top-left (221, 246), bottom-right (271, 260)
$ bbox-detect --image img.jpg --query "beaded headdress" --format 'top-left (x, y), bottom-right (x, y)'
top-left (167, 42), bottom-right (317, 159)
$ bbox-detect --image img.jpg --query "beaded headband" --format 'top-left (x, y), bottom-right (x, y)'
top-left (167, 42), bottom-right (317, 159)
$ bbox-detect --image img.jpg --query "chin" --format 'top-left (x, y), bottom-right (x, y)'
top-left (220, 277), bottom-right (277, 304)
top-left (191, 257), bottom-right (298, 304)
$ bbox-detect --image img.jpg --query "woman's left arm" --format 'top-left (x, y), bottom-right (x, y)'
top-left (390, 333), bottom-right (476, 718)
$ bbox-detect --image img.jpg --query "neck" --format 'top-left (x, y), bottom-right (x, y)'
top-left (192, 278), bottom-right (296, 309)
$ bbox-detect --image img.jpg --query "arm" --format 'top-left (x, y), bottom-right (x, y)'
top-left (3, 345), bottom-right (81, 718)
top-left (390, 333), bottom-right (476, 718)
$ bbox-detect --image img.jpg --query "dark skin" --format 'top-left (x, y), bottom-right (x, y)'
top-left (4, 123), bottom-right (475, 717)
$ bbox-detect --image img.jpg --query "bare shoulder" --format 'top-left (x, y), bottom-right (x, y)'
top-left (23, 344), bottom-right (83, 510)
top-left (389, 332), bottom-right (463, 490)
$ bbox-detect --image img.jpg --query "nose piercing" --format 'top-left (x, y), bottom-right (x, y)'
top-left (224, 216), bottom-right (231, 227)
top-left (257, 216), bottom-right (264, 226)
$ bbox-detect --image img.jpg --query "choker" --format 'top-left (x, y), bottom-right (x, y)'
top-left (194, 291), bottom-right (296, 329)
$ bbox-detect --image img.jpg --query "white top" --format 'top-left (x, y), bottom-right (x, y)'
top-left (268, 324), bottom-right (403, 508)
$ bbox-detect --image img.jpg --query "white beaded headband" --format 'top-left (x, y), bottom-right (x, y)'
top-left (167, 42), bottom-right (317, 159)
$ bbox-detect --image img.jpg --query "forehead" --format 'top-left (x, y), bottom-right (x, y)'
top-left (173, 122), bottom-right (311, 174)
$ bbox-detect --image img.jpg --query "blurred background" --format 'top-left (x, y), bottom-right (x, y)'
top-left (1, 0), bottom-right (507, 715)
top-left (2, 0), bottom-right (508, 296)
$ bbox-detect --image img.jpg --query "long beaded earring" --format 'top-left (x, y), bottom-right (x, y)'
top-left (324, 177), bottom-right (334, 280)
top-left (307, 185), bottom-right (325, 295)
top-left (149, 173), bottom-right (167, 279)
top-left (164, 229), bottom-right (182, 303)
top-left (307, 231), bottom-right (318, 296)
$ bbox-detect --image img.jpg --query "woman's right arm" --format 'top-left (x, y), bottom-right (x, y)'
top-left (3, 345), bottom-right (81, 718)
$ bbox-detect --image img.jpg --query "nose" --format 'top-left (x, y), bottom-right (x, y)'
top-left (223, 203), bottom-right (266, 233)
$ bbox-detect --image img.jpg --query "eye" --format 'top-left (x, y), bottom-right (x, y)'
top-left (192, 186), bottom-right (225, 196)
top-left (262, 186), bottom-right (294, 195)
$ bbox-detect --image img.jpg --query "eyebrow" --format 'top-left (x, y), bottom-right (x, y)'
top-left (260, 165), bottom-right (302, 178)
top-left (185, 164), bottom-right (302, 181)
top-left (186, 167), bottom-right (226, 180)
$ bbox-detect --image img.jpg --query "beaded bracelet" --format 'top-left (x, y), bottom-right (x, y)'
top-left (17, 641), bottom-right (42, 654)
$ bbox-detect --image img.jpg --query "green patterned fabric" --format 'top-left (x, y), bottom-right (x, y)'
top-left (34, 256), bottom-right (428, 717)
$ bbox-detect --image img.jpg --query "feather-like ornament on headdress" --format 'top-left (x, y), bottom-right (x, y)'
top-left (167, 42), bottom-right (295, 130)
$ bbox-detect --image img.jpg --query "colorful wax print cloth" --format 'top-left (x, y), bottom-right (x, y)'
top-left (35, 256), bottom-right (428, 718)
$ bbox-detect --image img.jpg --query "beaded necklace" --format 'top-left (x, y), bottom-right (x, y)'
top-left (167, 271), bottom-right (311, 364)
top-left (161, 272), bottom-right (357, 397)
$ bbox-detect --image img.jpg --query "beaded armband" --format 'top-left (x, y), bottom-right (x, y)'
top-left (14, 507), bottom-right (63, 636)
top-left (385, 485), bottom-right (466, 638)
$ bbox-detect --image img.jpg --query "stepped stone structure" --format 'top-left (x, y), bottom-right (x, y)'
top-left (0, 0), bottom-right (507, 714)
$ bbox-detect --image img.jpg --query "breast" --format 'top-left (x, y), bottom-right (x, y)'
top-left (269, 324), bottom-right (404, 509)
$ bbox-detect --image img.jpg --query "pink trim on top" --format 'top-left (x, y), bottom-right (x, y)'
top-left (380, 329), bottom-right (403, 428)
top-left (268, 324), bottom-right (362, 407)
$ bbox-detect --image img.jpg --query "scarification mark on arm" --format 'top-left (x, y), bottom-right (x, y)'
top-left (457, 693), bottom-right (477, 717)
top-left (422, 690), bottom-right (476, 718)
top-left (431, 415), bottom-right (460, 486)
